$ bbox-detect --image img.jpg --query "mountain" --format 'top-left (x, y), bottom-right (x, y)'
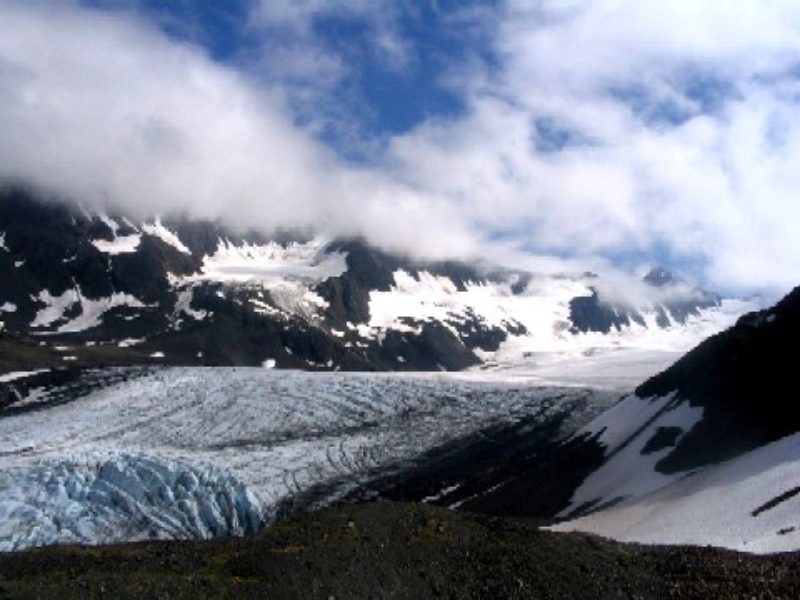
top-left (546, 285), bottom-right (800, 552)
top-left (380, 284), bottom-right (800, 553)
top-left (0, 186), bottom-right (746, 379)
top-left (0, 189), bottom-right (798, 591)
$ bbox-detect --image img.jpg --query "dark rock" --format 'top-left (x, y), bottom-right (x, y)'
top-left (637, 286), bottom-right (800, 473)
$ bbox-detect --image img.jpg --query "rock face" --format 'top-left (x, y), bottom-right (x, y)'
top-left (0, 185), bottom-right (737, 375)
top-left (633, 285), bottom-right (800, 472)
top-left (568, 282), bottom-right (719, 333)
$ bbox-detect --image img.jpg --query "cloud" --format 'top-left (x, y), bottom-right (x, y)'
top-left (0, 0), bottom-right (501, 264)
top-left (383, 0), bottom-right (800, 295)
top-left (1, 0), bottom-right (800, 297)
top-left (0, 2), bottom-right (327, 222)
top-left (244, 0), bottom-right (413, 135)
top-left (0, 0), bottom-right (475, 257)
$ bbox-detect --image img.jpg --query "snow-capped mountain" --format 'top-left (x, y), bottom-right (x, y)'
top-left (0, 186), bottom-right (794, 554)
top-left (0, 186), bottom-right (751, 378)
top-left (545, 285), bottom-right (800, 553)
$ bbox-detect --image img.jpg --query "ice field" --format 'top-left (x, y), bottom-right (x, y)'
top-left (0, 367), bottom-right (613, 550)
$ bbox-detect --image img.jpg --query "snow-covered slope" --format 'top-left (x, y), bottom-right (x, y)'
top-left (365, 269), bottom-right (747, 355)
top-left (546, 285), bottom-right (800, 553)
top-left (552, 433), bottom-right (800, 553)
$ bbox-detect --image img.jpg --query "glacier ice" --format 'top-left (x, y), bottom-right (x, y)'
top-left (0, 367), bottom-right (611, 551)
top-left (0, 453), bottom-right (263, 551)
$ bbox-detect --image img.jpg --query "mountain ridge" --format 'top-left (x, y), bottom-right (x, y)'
top-left (0, 186), bottom-right (747, 378)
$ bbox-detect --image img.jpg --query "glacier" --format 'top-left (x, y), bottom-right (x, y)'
top-left (0, 367), bottom-right (612, 551)
top-left (0, 454), bottom-right (263, 551)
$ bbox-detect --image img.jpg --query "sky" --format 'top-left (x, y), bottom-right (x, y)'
top-left (1, 0), bottom-right (800, 298)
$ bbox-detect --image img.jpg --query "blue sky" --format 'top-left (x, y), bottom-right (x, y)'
top-left (83, 0), bottom-right (254, 60)
top-left (1, 0), bottom-right (800, 297)
top-left (84, 0), bottom-right (495, 146)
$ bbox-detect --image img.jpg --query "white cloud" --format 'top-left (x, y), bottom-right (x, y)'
top-left (1, 0), bottom-right (800, 296)
top-left (383, 0), bottom-right (800, 295)
top-left (0, 0), bottom-right (497, 267)
top-left (0, 1), bottom-right (331, 225)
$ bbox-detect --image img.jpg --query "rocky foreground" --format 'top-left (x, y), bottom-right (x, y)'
top-left (0, 502), bottom-right (798, 599)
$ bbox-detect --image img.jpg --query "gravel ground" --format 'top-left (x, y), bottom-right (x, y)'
top-left (1, 501), bottom-right (798, 599)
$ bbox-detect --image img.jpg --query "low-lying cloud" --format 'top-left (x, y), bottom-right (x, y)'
top-left (1, 0), bottom-right (800, 297)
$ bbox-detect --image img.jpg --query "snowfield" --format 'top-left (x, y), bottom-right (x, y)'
top-left (365, 268), bottom-right (755, 372)
top-left (0, 368), bottom-right (609, 551)
top-left (552, 433), bottom-right (800, 554)
top-left (550, 391), bottom-right (800, 554)
top-left (193, 238), bottom-right (347, 285)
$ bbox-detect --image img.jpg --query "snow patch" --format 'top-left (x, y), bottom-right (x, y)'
top-left (97, 213), bottom-right (120, 237)
top-left (0, 302), bottom-right (16, 313)
top-left (142, 219), bottom-right (190, 255)
top-left (30, 290), bottom-right (80, 328)
top-left (268, 283), bottom-right (329, 320)
top-left (422, 483), bottom-right (462, 504)
top-left (30, 289), bottom-right (149, 333)
top-left (250, 297), bottom-right (282, 317)
top-left (0, 370), bottom-right (48, 383)
top-left (173, 286), bottom-right (208, 323)
top-left (92, 234), bottom-right (141, 255)
top-left (57, 294), bottom-right (148, 333)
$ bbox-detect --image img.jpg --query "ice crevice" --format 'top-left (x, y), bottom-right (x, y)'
top-left (0, 453), bottom-right (265, 552)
